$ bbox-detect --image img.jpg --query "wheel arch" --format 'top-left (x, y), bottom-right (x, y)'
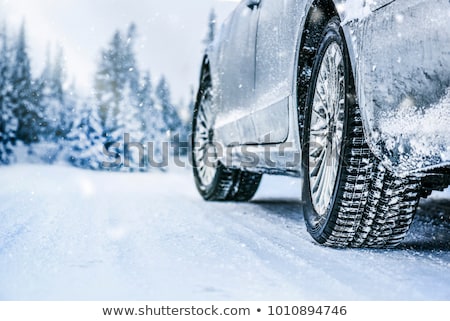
top-left (195, 55), bottom-right (212, 114)
top-left (198, 55), bottom-right (211, 85)
top-left (296, 0), bottom-right (357, 136)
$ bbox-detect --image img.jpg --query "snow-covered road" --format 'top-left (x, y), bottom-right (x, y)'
top-left (1, 165), bottom-right (449, 300)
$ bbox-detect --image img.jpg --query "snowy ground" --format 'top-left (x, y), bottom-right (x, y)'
top-left (1, 164), bottom-right (450, 301)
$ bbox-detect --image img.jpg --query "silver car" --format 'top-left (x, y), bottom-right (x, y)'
top-left (191, 0), bottom-right (450, 248)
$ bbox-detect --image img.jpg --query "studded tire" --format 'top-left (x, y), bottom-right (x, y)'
top-left (302, 18), bottom-right (421, 248)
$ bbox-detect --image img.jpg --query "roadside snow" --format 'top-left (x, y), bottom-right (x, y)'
top-left (1, 165), bottom-right (449, 300)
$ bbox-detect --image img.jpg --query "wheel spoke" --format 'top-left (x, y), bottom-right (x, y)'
top-left (312, 146), bottom-right (329, 195)
top-left (310, 147), bottom-right (324, 160)
top-left (315, 86), bottom-right (328, 114)
top-left (310, 121), bottom-right (328, 138)
top-left (312, 105), bottom-right (326, 120)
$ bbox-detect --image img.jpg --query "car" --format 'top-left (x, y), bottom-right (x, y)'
top-left (191, 0), bottom-right (450, 248)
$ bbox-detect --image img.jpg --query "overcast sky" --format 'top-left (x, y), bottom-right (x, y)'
top-left (0, 0), bottom-right (240, 103)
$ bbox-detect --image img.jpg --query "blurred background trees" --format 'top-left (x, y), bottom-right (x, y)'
top-left (0, 22), bottom-right (188, 170)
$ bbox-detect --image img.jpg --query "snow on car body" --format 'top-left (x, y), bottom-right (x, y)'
top-left (191, 0), bottom-right (450, 247)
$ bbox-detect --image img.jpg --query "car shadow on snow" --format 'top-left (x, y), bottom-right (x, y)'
top-left (251, 197), bottom-right (450, 252)
top-left (250, 198), bottom-right (304, 223)
top-left (400, 198), bottom-right (450, 251)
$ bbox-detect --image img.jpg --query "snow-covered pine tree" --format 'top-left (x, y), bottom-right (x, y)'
top-left (178, 87), bottom-right (196, 156)
top-left (120, 24), bottom-right (146, 170)
top-left (154, 76), bottom-right (182, 161)
top-left (123, 23), bottom-right (140, 97)
top-left (41, 46), bottom-right (72, 142)
top-left (136, 72), bottom-right (154, 136)
top-left (95, 25), bottom-right (139, 138)
top-left (156, 76), bottom-right (182, 136)
top-left (67, 101), bottom-right (105, 170)
top-left (11, 23), bottom-right (44, 145)
top-left (108, 82), bottom-right (145, 171)
top-left (138, 72), bottom-right (166, 168)
top-left (203, 9), bottom-right (217, 49)
top-left (94, 24), bottom-right (148, 170)
top-left (95, 30), bottom-right (125, 137)
top-left (0, 26), bottom-right (18, 165)
top-left (63, 80), bottom-right (78, 137)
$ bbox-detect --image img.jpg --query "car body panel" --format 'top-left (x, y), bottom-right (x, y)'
top-left (205, 0), bottom-right (450, 175)
top-left (212, 1), bottom-right (260, 146)
top-left (345, 0), bottom-right (450, 172)
top-left (253, 0), bottom-right (306, 144)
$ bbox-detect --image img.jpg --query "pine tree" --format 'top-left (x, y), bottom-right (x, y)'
top-left (95, 30), bottom-right (124, 136)
top-left (41, 46), bottom-right (59, 141)
top-left (203, 9), bottom-right (217, 49)
top-left (41, 46), bottom-right (72, 141)
top-left (94, 24), bottom-right (150, 170)
top-left (63, 81), bottom-right (78, 138)
top-left (67, 101), bottom-right (105, 170)
top-left (109, 82), bottom-right (145, 170)
top-left (11, 23), bottom-right (44, 145)
top-left (95, 24), bottom-right (140, 138)
top-left (138, 72), bottom-right (166, 167)
top-left (156, 76), bottom-right (182, 135)
top-left (123, 23), bottom-right (140, 96)
top-left (0, 26), bottom-right (18, 164)
top-left (178, 87), bottom-right (195, 156)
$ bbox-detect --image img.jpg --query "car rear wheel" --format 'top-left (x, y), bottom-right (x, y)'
top-left (192, 67), bottom-right (262, 202)
top-left (302, 18), bottom-right (422, 248)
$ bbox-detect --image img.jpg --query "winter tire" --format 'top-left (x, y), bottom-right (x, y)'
top-left (302, 18), bottom-right (422, 248)
top-left (192, 66), bottom-right (262, 202)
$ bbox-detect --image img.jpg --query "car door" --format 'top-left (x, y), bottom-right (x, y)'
top-left (251, 0), bottom-right (397, 146)
top-left (253, 0), bottom-right (301, 144)
top-left (214, 0), bottom-right (261, 146)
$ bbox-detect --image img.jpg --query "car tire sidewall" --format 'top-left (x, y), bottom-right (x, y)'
top-left (191, 77), bottom-right (225, 200)
top-left (302, 19), bottom-right (352, 241)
